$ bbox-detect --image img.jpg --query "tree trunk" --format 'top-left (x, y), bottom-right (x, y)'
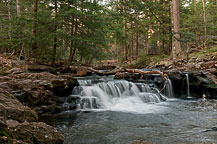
top-left (5, 0), bottom-right (12, 45)
top-left (171, 0), bottom-right (181, 59)
top-left (136, 32), bottom-right (139, 58)
top-left (32, 0), bottom-right (38, 51)
top-left (52, 0), bottom-right (58, 65)
top-left (202, 0), bottom-right (207, 49)
top-left (67, 0), bottom-right (78, 68)
top-left (131, 34), bottom-right (134, 60)
top-left (192, 0), bottom-right (196, 11)
top-left (71, 17), bottom-right (78, 62)
top-left (122, 0), bottom-right (127, 61)
top-left (67, 17), bottom-right (75, 68)
top-left (16, 0), bottom-right (21, 17)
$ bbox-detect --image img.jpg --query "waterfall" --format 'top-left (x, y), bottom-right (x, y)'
top-left (63, 77), bottom-right (169, 112)
top-left (185, 74), bottom-right (190, 97)
top-left (165, 79), bottom-right (174, 98)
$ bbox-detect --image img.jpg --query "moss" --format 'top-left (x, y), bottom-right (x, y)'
top-left (0, 128), bottom-right (12, 144)
top-left (189, 46), bottom-right (217, 58)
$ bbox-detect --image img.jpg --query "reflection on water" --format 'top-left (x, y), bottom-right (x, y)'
top-left (40, 98), bottom-right (217, 144)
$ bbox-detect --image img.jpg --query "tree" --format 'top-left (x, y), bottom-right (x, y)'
top-left (202, 0), bottom-right (207, 49)
top-left (32, 0), bottom-right (38, 51)
top-left (171, 0), bottom-right (182, 59)
top-left (51, 0), bottom-right (58, 65)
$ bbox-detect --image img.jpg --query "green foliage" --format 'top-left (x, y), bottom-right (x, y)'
top-left (0, 0), bottom-right (216, 66)
top-left (189, 46), bottom-right (217, 58)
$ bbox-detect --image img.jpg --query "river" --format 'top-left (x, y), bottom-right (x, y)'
top-left (41, 76), bottom-right (217, 144)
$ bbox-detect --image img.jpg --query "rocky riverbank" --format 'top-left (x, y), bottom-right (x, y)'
top-left (0, 55), bottom-right (79, 144)
top-left (0, 52), bottom-right (216, 143)
top-left (0, 71), bottom-right (78, 143)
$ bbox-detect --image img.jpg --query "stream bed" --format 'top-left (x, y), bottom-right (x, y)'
top-left (41, 98), bottom-right (217, 144)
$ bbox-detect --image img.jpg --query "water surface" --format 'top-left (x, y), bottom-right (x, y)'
top-left (41, 98), bottom-right (217, 144)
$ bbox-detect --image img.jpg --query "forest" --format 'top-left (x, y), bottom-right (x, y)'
top-left (0, 0), bottom-right (216, 68)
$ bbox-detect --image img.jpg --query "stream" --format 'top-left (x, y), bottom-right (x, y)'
top-left (41, 76), bottom-right (217, 144)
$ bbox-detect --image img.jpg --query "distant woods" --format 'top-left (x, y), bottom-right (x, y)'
top-left (0, 0), bottom-right (216, 66)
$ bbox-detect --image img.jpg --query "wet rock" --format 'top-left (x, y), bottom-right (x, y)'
top-left (115, 72), bottom-right (140, 80)
top-left (62, 95), bottom-right (80, 110)
top-left (0, 72), bottom-right (78, 114)
top-left (0, 88), bottom-right (38, 122)
top-left (35, 104), bottom-right (61, 114)
top-left (168, 72), bottom-right (217, 98)
top-left (10, 121), bottom-right (64, 144)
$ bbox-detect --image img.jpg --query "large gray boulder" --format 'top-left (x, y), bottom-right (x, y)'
top-left (0, 88), bottom-right (38, 122)
top-left (9, 121), bottom-right (64, 144)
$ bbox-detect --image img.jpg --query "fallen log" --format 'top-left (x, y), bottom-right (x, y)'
top-left (87, 67), bottom-right (168, 92)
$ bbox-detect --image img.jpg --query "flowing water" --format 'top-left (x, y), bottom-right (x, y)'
top-left (185, 74), bottom-right (191, 97)
top-left (41, 76), bottom-right (217, 144)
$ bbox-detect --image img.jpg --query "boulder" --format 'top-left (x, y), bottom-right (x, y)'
top-left (0, 72), bottom-right (78, 114)
top-left (0, 89), bottom-right (38, 122)
top-left (10, 121), bottom-right (64, 144)
top-left (77, 67), bottom-right (92, 76)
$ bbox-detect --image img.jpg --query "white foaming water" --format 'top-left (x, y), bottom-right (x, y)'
top-left (165, 79), bottom-right (174, 98)
top-left (65, 79), bottom-right (169, 114)
top-left (185, 74), bottom-right (190, 97)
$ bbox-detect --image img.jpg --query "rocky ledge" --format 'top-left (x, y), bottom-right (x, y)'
top-left (0, 90), bottom-right (64, 144)
top-left (0, 70), bottom-right (78, 144)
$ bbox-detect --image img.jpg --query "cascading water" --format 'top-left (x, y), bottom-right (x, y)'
top-left (185, 73), bottom-right (190, 97)
top-left (165, 79), bottom-right (174, 98)
top-left (63, 76), bottom-right (169, 113)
